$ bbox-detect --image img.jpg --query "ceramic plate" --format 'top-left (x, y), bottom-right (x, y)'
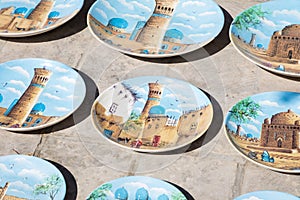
top-left (225, 91), bottom-right (300, 173)
top-left (230, 0), bottom-right (300, 77)
top-left (87, 0), bottom-right (224, 58)
top-left (86, 176), bottom-right (187, 200)
top-left (0, 154), bottom-right (66, 199)
top-left (0, 0), bottom-right (83, 37)
top-left (91, 76), bottom-right (213, 152)
top-left (234, 191), bottom-right (300, 200)
top-left (0, 58), bottom-right (86, 131)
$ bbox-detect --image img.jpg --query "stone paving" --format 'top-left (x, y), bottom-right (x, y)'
top-left (0, 0), bottom-right (300, 199)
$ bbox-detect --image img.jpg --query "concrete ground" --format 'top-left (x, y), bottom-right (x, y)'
top-left (0, 0), bottom-right (299, 199)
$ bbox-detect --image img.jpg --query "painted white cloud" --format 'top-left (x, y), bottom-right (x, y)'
top-left (1, 0), bottom-right (35, 5)
top-left (53, 66), bottom-right (69, 73)
top-left (0, 163), bottom-right (14, 175)
top-left (182, 1), bottom-right (206, 8)
top-left (172, 22), bottom-right (193, 30)
top-left (248, 27), bottom-right (269, 40)
top-left (273, 9), bottom-right (300, 20)
top-left (244, 123), bottom-right (260, 133)
top-left (43, 92), bottom-right (62, 100)
top-left (137, 98), bottom-right (146, 104)
top-left (176, 13), bottom-right (196, 21)
top-left (188, 32), bottom-right (211, 38)
top-left (100, 0), bottom-right (117, 14)
top-left (59, 76), bottom-right (76, 84)
top-left (259, 100), bottom-right (281, 107)
top-left (53, 84), bottom-right (68, 92)
top-left (10, 181), bottom-right (33, 191)
top-left (132, 1), bottom-right (151, 12)
top-left (18, 169), bottom-right (46, 181)
top-left (122, 14), bottom-right (146, 21)
top-left (166, 108), bottom-right (181, 114)
top-left (250, 117), bottom-right (261, 125)
top-left (257, 110), bottom-right (267, 116)
top-left (149, 188), bottom-right (171, 199)
top-left (242, 196), bottom-right (263, 200)
top-left (55, 107), bottom-right (70, 112)
top-left (278, 20), bottom-right (292, 26)
top-left (199, 23), bottom-right (215, 28)
top-left (55, 3), bottom-right (74, 9)
top-left (261, 18), bottom-right (277, 28)
top-left (227, 120), bottom-right (246, 135)
top-left (9, 80), bottom-right (26, 88)
top-left (96, 8), bottom-right (108, 20)
top-left (6, 66), bottom-right (30, 79)
top-left (123, 182), bottom-right (149, 191)
top-left (6, 87), bottom-right (22, 96)
top-left (199, 11), bottom-right (217, 16)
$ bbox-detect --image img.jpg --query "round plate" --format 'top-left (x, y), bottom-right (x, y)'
top-left (230, 0), bottom-right (300, 77)
top-left (0, 58), bottom-right (86, 131)
top-left (0, 0), bottom-right (83, 37)
top-left (234, 191), bottom-right (299, 200)
top-left (87, 0), bottom-right (224, 58)
top-left (91, 76), bottom-right (213, 152)
top-left (0, 154), bottom-right (66, 199)
top-left (86, 176), bottom-right (186, 200)
top-left (225, 91), bottom-right (300, 173)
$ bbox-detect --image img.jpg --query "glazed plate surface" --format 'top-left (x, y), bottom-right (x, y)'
top-left (91, 76), bottom-right (213, 152)
top-left (0, 0), bottom-right (83, 37)
top-left (87, 0), bottom-right (224, 57)
top-left (0, 154), bottom-right (66, 199)
top-left (86, 176), bottom-right (186, 200)
top-left (230, 0), bottom-right (300, 77)
top-left (225, 91), bottom-right (300, 173)
top-left (0, 58), bottom-right (86, 131)
top-left (234, 190), bottom-right (300, 200)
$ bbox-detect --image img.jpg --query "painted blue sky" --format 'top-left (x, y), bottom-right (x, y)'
top-left (0, 155), bottom-right (66, 199)
top-left (234, 191), bottom-right (299, 200)
top-left (0, 0), bottom-right (83, 17)
top-left (122, 76), bottom-right (211, 120)
top-left (0, 58), bottom-right (85, 117)
top-left (226, 91), bottom-right (300, 138)
top-left (231, 0), bottom-right (300, 49)
top-left (89, 176), bottom-right (183, 199)
top-left (90, 0), bottom-right (224, 44)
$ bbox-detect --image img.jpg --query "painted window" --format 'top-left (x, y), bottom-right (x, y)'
top-left (35, 118), bottom-right (43, 124)
top-left (26, 116), bottom-right (33, 122)
top-left (172, 46), bottom-right (181, 51)
top-left (161, 44), bottom-right (168, 50)
top-left (117, 34), bottom-right (126, 39)
top-left (22, 123), bottom-right (28, 127)
top-left (109, 103), bottom-right (118, 114)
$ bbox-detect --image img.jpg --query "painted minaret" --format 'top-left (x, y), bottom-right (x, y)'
top-left (0, 182), bottom-right (9, 200)
top-left (140, 81), bottom-right (164, 120)
top-left (27, 0), bottom-right (55, 28)
top-left (136, 0), bottom-right (179, 53)
top-left (7, 67), bottom-right (52, 126)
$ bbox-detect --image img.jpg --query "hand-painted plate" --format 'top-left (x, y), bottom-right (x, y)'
top-left (230, 0), bottom-right (300, 77)
top-left (91, 76), bottom-right (213, 152)
top-left (0, 0), bottom-right (83, 37)
top-left (86, 176), bottom-right (187, 200)
top-left (234, 191), bottom-right (300, 200)
top-left (0, 154), bottom-right (66, 200)
top-left (225, 91), bottom-right (300, 173)
top-left (0, 58), bottom-right (86, 131)
top-left (87, 0), bottom-right (224, 58)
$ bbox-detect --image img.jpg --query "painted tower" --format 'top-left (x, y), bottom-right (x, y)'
top-left (136, 0), bottom-right (179, 53)
top-left (27, 0), bottom-right (55, 28)
top-left (7, 67), bottom-right (52, 126)
top-left (0, 182), bottom-right (9, 200)
top-left (140, 81), bottom-right (164, 120)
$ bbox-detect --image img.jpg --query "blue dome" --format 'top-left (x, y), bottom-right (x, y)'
top-left (149, 105), bottom-right (165, 115)
top-left (114, 187), bottom-right (128, 200)
top-left (136, 188), bottom-right (149, 200)
top-left (0, 93), bottom-right (3, 103)
top-left (31, 103), bottom-right (46, 112)
top-left (14, 7), bottom-right (28, 14)
top-left (108, 18), bottom-right (128, 29)
top-left (158, 194), bottom-right (169, 200)
top-left (48, 11), bottom-right (60, 18)
top-left (165, 29), bottom-right (183, 40)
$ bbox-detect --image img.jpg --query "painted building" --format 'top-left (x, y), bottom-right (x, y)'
top-left (0, 67), bottom-right (58, 128)
top-left (0, 0), bottom-right (60, 32)
top-left (260, 109), bottom-right (300, 151)
top-left (267, 24), bottom-right (300, 61)
top-left (0, 182), bottom-right (26, 200)
top-left (136, 0), bottom-right (179, 53)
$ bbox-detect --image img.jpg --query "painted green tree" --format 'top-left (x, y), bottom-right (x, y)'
top-left (33, 174), bottom-right (63, 200)
top-left (229, 97), bottom-right (260, 136)
top-left (86, 183), bottom-right (112, 200)
top-left (171, 191), bottom-right (187, 200)
top-left (233, 5), bottom-right (269, 45)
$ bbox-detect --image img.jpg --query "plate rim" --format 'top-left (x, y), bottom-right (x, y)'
top-left (0, 0), bottom-right (84, 37)
top-left (87, 0), bottom-right (224, 58)
top-left (0, 57), bottom-right (86, 132)
top-left (224, 90), bottom-right (300, 174)
top-left (91, 75), bottom-right (213, 153)
top-left (229, 0), bottom-right (300, 77)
